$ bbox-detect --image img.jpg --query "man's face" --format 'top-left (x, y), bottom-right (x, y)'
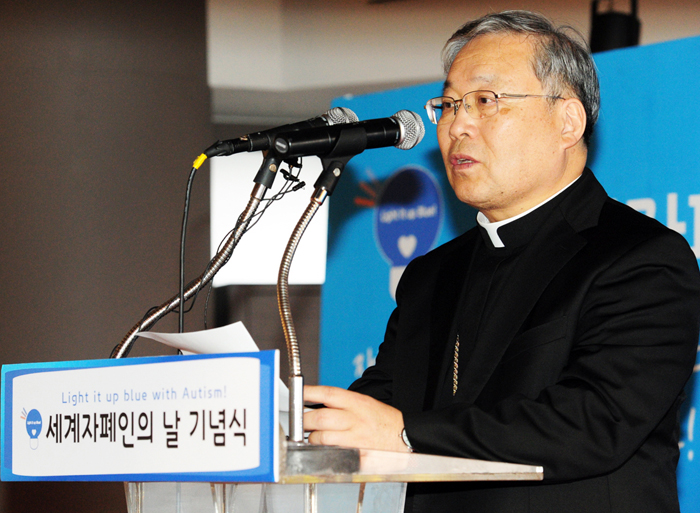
top-left (438, 33), bottom-right (575, 221)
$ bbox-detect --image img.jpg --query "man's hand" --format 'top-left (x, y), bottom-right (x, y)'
top-left (303, 385), bottom-right (409, 452)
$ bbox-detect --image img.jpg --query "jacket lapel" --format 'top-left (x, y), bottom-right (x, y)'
top-left (395, 231), bottom-right (477, 413)
top-left (455, 213), bottom-right (586, 404)
top-left (397, 169), bottom-right (608, 410)
top-left (428, 233), bottom-right (480, 407)
top-left (454, 170), bottom-right (607, 404)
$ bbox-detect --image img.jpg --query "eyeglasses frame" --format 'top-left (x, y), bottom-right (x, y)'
top-left (424, 90), bottom-right (566, 124)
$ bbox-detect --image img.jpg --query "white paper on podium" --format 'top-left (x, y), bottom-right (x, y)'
top-left (137, 322), bottom-right (289, 413)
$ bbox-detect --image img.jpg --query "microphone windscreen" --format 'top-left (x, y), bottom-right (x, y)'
top-left (327, 107), bottom-right (359, 125)
top-left (393, 110), bottom-right (425, 150)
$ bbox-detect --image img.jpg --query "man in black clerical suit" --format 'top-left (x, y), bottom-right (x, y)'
top-left (304, 10), bottom-right (700, 513)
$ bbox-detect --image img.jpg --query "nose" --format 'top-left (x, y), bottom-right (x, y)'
top-left (447, 101), bottom-right (477, 140)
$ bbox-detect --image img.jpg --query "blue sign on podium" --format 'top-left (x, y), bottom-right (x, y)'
top-left (1, 351), bottom-right (279, 482)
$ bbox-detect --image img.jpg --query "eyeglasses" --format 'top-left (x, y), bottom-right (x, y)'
top-left (424, 90), bottom-right (565, 124)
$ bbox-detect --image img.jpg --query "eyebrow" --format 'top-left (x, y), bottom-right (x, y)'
top-left (441, 80), bottom-right (451, 96)
top-left (442, 75), bottom-right (496, 96)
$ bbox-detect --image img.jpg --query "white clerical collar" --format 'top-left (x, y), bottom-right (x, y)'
top-left (477, 175), bottom-right (581, 248)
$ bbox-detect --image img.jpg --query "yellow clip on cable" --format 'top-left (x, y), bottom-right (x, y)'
top-left (193, 153), bottom-right (207, 169)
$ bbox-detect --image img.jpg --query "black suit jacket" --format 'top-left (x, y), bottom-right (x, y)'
top-left (350, 170), bottom-right (700, 513)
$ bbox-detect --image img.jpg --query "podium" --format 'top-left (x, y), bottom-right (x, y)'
top-left (1, 353), bottom-right (542, 513)
top-left (124, 443), bottom-right (542, 513)
top-left (1, 352), bottom-right (542, 513)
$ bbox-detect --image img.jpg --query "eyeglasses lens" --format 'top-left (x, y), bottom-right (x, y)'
top-left (426, 91), bottom-right (499, 124)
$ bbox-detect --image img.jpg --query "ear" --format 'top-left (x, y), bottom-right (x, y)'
top-left (560, 98), bottom-right (586, 149)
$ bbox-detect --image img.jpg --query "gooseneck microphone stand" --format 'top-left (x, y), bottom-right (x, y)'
top-left (277, 129), bottom-right (368, 513)
top-left (109, 153), bottom-right (284, 359)
top-left (110, 107), bottom-right (359, 360)
top-left (277, 111), bottom-right (424, 445)
top-left (278, 126), bottom-right (368, 444)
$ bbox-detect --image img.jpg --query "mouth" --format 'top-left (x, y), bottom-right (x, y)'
top-left (450, 154), bottom-right (479, 167)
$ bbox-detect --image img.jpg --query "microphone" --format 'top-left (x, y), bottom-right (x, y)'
top-left (271, 110), bottom-right (425, 158)
top-left (204, 107), bottom-right (359, 157)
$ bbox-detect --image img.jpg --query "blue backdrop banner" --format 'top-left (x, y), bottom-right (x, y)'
top-left (321, 35), bottom-right (700, 511)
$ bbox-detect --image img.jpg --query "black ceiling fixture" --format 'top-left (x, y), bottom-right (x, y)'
top-left (590, 0), bottom-right (641, 53)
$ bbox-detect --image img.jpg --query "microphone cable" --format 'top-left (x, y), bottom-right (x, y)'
top-left (199, 158), bottom-right (307, 330)
top-left (175, 155), bottom-right (308, 334)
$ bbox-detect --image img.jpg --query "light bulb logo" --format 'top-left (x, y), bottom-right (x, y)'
top-left (21, 408), bottom-right (42, 450)
top-left (374, 166), bottom-right (443, 298)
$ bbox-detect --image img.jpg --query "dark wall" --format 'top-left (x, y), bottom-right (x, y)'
top-left (0, 1), bottom-right (212, 511)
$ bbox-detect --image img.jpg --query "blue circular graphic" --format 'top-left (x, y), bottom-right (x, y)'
top-left (374, 166), bottom-right (443, 267)
top-left (25, 409), bottom-right (42, 439)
